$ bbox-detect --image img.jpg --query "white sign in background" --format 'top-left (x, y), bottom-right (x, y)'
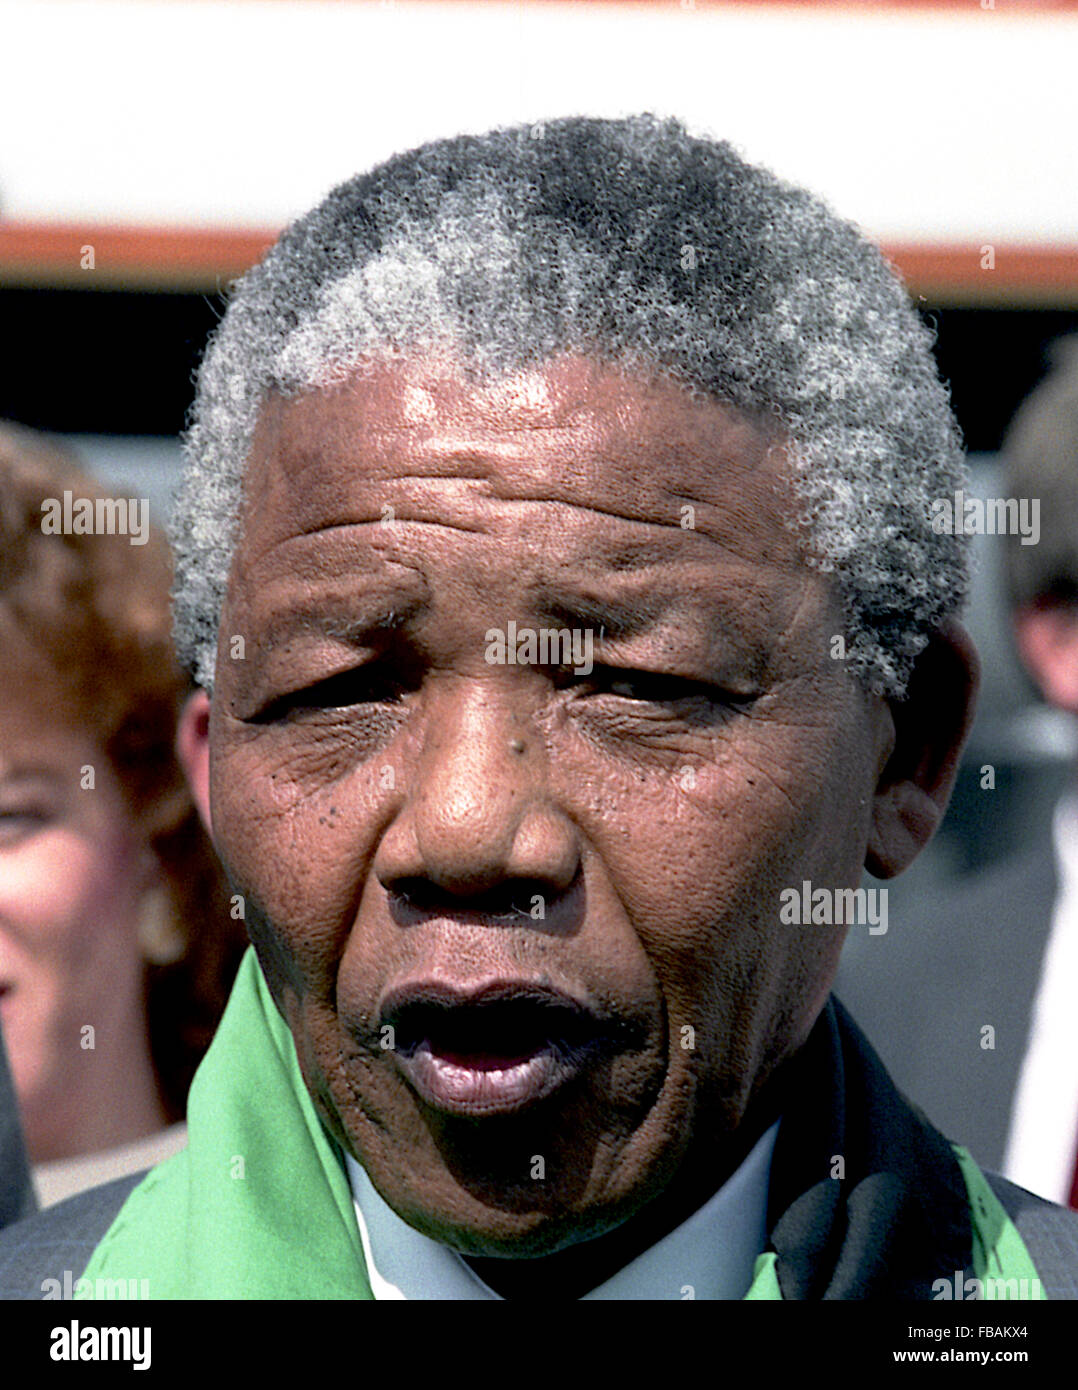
top-left (0, 0), bottom-right (1075, 244)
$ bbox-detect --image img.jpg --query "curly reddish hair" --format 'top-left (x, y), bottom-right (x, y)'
top-left (0, 420), bottom-right (246, 1122)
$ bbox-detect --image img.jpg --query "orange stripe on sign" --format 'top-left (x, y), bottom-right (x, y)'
top-left (889, 244), bottom-right (1078, 307)
top-left (0, 224), bottom-right (279, 291)
top-left (1, 222), bottom-right (1077, 305)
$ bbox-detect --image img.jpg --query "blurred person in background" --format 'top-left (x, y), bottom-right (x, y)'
top-left (997, 339), bottom-right (1078, 1205)
top-left (0, 422), bottom-right (245, 1208)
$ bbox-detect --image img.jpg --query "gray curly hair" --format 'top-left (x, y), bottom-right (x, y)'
top-left (171, 114), bottom-right (970, 697)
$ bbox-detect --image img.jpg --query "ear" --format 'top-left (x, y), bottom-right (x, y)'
top-left (1014, 601), bottom-right (1078, 712)
top-left (865, 617), bottom-right (980, 879)
top-left (176, 689), bottom-right (213, 840)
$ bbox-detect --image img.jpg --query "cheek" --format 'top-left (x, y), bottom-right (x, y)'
top-left (0, 827), bottom-right (142, 966)
top-left (0, 826), bottom-right (146, 1065)
top-left (211, 733), bottom-right (390, 996)
top-left (582, 719), bottom-right (860, 1065)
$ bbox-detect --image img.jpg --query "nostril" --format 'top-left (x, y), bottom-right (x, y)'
top-left (388, 876), bottom-right (556, 921)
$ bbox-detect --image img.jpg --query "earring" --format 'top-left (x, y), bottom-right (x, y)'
top-left (138, 886), bottom-right (185, 965)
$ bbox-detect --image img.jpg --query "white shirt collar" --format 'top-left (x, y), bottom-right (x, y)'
top-left (1053, 788), bottom-right (1078, 891)
top-left (345, 1120), bottom-right (779, 1300)
top-left (1001, 789), bottom-right (1078, 1202)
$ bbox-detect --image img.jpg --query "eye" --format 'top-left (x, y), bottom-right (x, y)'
top-left (604, 672), bottom-right (679, 701)
top-left (0, 808), bottom-right (52, 844)
top-left (252, 665), bottom-right (408, 722)
top-left (568, 664), bottom-right (751, 708)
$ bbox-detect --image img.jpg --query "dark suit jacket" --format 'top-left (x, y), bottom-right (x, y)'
top-left (835, 839), bottom-right (1057, 1175)
top-left (0, 1022), bottom-right (35, 1231)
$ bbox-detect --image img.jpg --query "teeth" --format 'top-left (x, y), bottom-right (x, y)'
top-left (424, 1042), bottom-right (553, 1072)
top-left (392, 1029), bottom-right (595, 1115)
top-left (425, 1048), bottom-right (546, 1078)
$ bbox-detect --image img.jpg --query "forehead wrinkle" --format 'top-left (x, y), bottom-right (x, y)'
top-left (238, 495), bottom-right (803, 607)
top-left (235, 511), bottom-right (484, 577)
top-left (296, 516), bottom-right (487, 540)
top-left (241, 491), bottom-right (721, 567)
top-left (250, 414), bottom-right (788, 546)
top-left (473, 487), bottom-right (730, 539)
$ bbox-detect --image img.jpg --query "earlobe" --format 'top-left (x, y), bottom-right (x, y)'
top-left (865, 617), bottom-right (980, 880)
top-left (176, 689), bottom-right (213, 840)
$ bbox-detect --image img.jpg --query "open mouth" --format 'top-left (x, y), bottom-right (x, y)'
top-left (382, 984), bottom-right (604, 1117)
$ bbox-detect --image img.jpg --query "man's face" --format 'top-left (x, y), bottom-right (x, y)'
top-left (209, 354), bottom-right (893, 1257)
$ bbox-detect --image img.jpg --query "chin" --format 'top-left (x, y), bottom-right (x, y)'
top-left (361, 1134), bottom-right (657, 1261)
top-left (396, 1190), bottom-right (629, 1261)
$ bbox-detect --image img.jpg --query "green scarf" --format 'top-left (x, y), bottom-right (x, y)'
top-left (81, 949), bottom-right (369, 1299)
top-left (77, 949), bottom-right (1041, 1300)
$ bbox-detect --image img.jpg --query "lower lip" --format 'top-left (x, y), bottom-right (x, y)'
top-left (393, 1040), bottom-right (591, 1117)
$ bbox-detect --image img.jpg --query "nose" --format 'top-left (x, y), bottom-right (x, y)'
top-left (373, 681), bottom-right (580, 905)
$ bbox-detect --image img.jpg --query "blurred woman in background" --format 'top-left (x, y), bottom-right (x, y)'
top-left (0, 422), bottom-right (245, 1207)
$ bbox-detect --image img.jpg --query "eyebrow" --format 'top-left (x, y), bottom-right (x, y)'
top-left (533, 580), bottom-right (771, 683)
top-left (533, 594), bottom-right (661, 642)
top-left (252, 589), bottom-right (429, 652)
top-left (320, 600), bottom-right (424, 645)
top-left (251, 568), bottom-right (765, 670)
